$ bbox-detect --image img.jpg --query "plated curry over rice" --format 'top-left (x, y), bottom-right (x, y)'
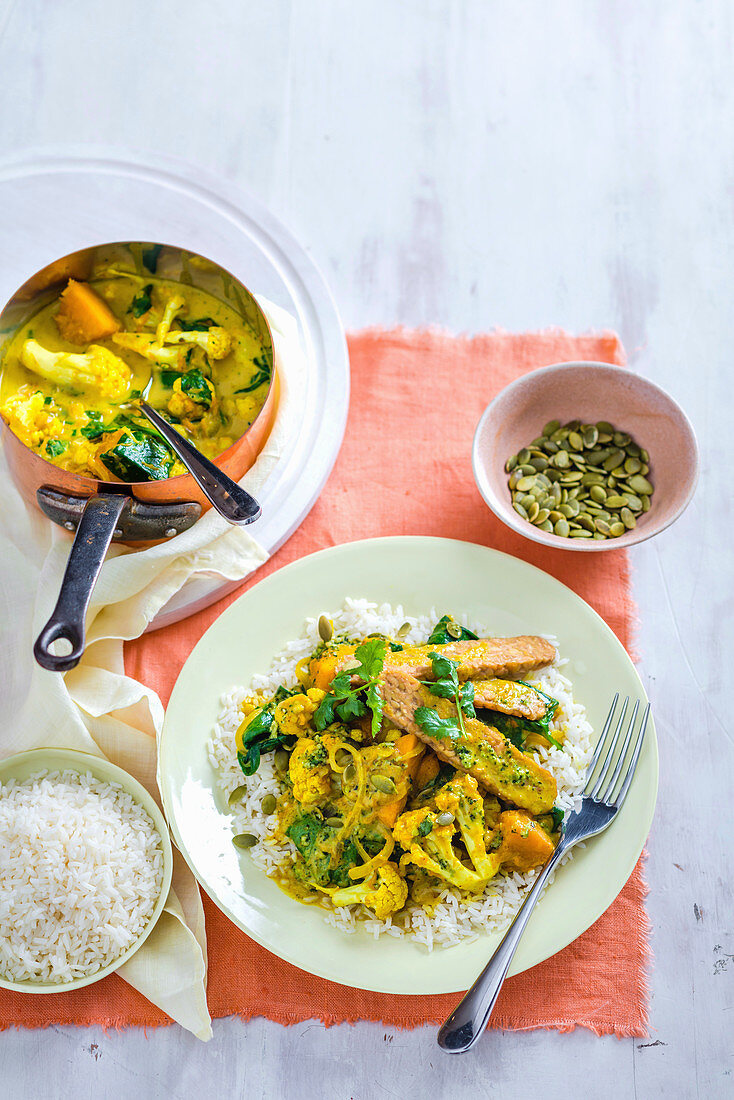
top-left (227, 614), bottom-right (568, 923)
top-left (0, 259), bottom-right (272, 482)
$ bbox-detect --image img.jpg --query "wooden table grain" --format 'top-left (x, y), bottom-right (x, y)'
top-left (0, 1), bottom-right (731, 1096)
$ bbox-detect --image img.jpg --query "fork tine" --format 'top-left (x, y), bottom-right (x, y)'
top-left (612, 702), bottom-right (651, 809)
top-left (599, 699), bottom-right (639, 803)
top-left (588, 696), bottom-right (628, 798)
top-left (585, 693), bottom-right (619, 782)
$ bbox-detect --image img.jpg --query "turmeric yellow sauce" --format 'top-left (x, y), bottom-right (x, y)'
top-left (231, 618), bottom-right (563, 924)
top-left (0, 273), bottom-right (271, 481)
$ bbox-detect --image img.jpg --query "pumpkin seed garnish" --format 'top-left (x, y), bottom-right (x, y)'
top-left (233, 833), bottom-right (258, 850)
top-left (506, 420), bottom-right (652, 541)
top-left (228, 785), bottom-right (248, 806)
top-left (318, 614), bottom-right (334, 642)
top-left (371, 775), bottom-right (397, 794)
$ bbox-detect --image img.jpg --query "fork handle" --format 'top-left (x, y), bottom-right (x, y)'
top-left (437, 842), bottom-right (567, 1053)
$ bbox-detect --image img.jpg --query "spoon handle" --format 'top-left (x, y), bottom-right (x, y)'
top-left (139, 402), bottom-right (261, 525)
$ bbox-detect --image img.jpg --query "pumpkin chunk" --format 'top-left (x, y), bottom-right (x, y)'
top-left (54, 280), bottom-right (121, 344)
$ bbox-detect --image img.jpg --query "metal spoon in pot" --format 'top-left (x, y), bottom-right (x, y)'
top-left (120, 372), bottom-right (261, 525)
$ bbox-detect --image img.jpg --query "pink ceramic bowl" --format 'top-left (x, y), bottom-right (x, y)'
top-left (472, 361), bottom-right (699, 552)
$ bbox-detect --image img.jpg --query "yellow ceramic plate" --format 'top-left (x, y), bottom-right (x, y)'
top-left (0, 747), bottom-right (173, 993)
top-left (158, 537), bottom-right (657, 995)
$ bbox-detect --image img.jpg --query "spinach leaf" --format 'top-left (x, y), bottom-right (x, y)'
top-left (178, 368), bottom-right (213, 406)
top-left (101, 433), bottom-right (174, 482)
top-left (417, 817), bottom-right (434, 836)
top-left (159, 369), bottom-right (181, 389)
top-left (427, 615), bottom-right (478, 645)
top-left (141, 244), bottom-right (163, 273)
top-left (235, 355), bottom-right (272, 393)
top-left (130, 283), bottom-right (153, 317)
top-left (176, 317), bottom-right (216, 332)
top-left (286, 814), bottom-right (358, 888)
top-left (45, 439), bottom-right (67, 457)
top-left (486, 684), bottom-right (562, 752)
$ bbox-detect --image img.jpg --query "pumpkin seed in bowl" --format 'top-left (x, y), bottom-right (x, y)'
top-left (505, 420), bottom-right (653, 541)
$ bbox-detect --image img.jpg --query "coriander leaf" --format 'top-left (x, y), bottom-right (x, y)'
top-left (141, 243), bottom-right (163, 273)
top-left (313, 695), bottom-right (336, 731)
top-left (45, 439), bottom-right (67, 457)
top-left (459, 681), bottom-right (476, 719)
top-left (353, 637), bottom-right (387, 681)
top-left (428, 652), bottom-right (460, 685)
top-left (423, 679), bottom-right (456, 700)
top-left (329, 670), bottom-right (354, 698)
top-left (130, 283), bottom-right (153, 317)
top-left (414, 707), bottom-right (461, 741)
top-left (551, 807), bottom-right (565, 831)
top-left (366, 680), bottom-right (383, 738)
top-left (336, 694), bottom-right (367, 722)
top-left (417, 818), bottom-right (434, 837)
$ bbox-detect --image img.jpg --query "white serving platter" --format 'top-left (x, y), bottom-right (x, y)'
top-left (0, 147), bottom-right (349, 628)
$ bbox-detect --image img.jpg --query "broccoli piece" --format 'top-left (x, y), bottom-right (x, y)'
top-left (20, 339), bottom-right (132, 401)
top-left (331, 862), bottom-right (408, 919)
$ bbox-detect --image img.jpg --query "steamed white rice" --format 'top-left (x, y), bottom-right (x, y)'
top-left (208, 599), bottom-right (593, 950)
top-left (0, 770), bottom-right (164, 984)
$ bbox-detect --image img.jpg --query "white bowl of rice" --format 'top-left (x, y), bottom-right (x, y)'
top-left (0, 747), bottom-right (173, 993)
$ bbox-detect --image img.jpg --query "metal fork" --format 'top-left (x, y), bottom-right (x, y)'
top-left (437, 693), bottom-right (651, 1054)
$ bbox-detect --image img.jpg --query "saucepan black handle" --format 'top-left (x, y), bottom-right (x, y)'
top-left (34, 494), bottom-right (128, 672)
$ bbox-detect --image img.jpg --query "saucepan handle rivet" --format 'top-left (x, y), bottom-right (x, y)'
top-left (165, 528), bottom-right (177, 538)
top-left (64, 521), bottom-right (75, 531)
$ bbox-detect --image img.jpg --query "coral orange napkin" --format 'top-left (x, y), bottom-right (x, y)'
top-left (0, 328), bottom-right (649, 1037)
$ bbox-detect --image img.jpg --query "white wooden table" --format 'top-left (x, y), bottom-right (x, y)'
top-left (1, 2), bottom-right (731, 1096)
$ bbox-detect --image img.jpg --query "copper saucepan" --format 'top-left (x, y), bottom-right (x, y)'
top-left (0, 241), bottom-right (277, 672)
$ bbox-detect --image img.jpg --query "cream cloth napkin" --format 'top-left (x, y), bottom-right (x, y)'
top-left (0, 297), bottom-right (305, 1040)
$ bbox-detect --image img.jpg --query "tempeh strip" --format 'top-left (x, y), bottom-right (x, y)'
top-left (382, 669), bottom-right (557, 815)
top-left (384, 636), bottom-right (556, 682)
top-left (471, 678), bottom-right (548, 720)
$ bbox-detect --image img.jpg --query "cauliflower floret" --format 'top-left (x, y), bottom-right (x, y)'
top-left (112, 331), bottom-right (185, 367)
top-left (156, 295), bottom-right (186, 343)
top-left (393, 774), bottom-right (556, 892)
top-left (331, 862), bottom-right (408, 919)
top-left (167, 373), bottom-right (216, 422)
top-left (20, 340), bottom-right (132, 401)
top-left (0, 389), bottom-right (65, 448)
top-left (163, 326), bottom-right (232, 359)
top-left (274, 688), bottom-right (325, 739)
top-left (288, 736), bottom-right (332, 808)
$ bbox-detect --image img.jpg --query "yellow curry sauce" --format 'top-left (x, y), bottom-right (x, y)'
top-left (231, 621), bottom-right (562, 923)
top-left (0, 275), bottom-right (271, 482)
